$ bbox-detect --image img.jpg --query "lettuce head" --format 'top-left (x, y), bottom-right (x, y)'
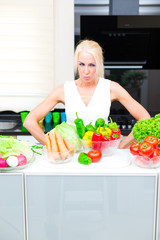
top-left (0, 136), bottom-right (33, 162)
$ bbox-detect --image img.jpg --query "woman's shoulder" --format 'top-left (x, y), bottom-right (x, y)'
top-left (49, 84), bottom-right (65, 100)
top-left (110, 80), bottom-right (122, 90)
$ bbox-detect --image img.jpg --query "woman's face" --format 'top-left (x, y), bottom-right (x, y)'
top-left (77, 51), bottom-right (97, 82)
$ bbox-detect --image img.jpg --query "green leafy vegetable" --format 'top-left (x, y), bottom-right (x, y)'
top-left (52, 122), bottom-right (82, 152)
top-left (31, 145), bottom-right (43, 155)
top-left (0, 136), bottom-right (33, 161)
top-left (132, 114), bottom-right (160, 142)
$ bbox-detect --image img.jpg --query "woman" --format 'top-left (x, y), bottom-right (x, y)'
top-left (24, 40), bottom-right (150, 148)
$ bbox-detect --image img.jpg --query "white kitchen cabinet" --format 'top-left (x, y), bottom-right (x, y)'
top-left (25, 175), bottom-right (156, 240)
top-left (156, 174), bottom-right (160, 240)
top-left (0, 173), bottom-right (25, 240)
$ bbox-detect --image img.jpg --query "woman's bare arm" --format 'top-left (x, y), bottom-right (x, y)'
top-left (23, 84), bottom-right (65, 145)
top-left (110, 81), bottom-right (151, 149)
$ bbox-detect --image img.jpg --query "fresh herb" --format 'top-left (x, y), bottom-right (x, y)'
top-left (31, 145), bottom-right (43, 155)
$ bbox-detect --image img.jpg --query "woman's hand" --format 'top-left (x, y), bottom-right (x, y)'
top-left (23, 84), bottom-right (65, 145)
top-left (118, 135), bottom-right (134, 149)
top-left (110, 81), bottom-right (151, 149)
top-left (110, 81), bottom-right (151, 122)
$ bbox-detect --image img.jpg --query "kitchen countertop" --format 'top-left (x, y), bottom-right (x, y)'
top-left (1, 149), bottom-right (157, 176)
top-left (0, 135), bottom-right (158, 175)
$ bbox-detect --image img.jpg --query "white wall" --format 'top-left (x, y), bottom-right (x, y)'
top-left (0, 0), bottom-right (74, 112)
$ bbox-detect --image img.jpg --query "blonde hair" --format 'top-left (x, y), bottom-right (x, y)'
top-left (74, 40), bottom-right (104, 78)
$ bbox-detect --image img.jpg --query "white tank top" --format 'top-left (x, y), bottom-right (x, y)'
top-left (64, 78), bottom-right (111, 126)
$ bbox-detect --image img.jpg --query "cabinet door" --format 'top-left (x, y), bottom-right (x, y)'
top-left (0, 173), bottom-right (25, 240)
top-left (157, 175), bottom-right (160, 240)
top-left (25, 175), bottom-right (156, 240)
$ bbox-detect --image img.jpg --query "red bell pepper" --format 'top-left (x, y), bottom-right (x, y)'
top-left (112, 128), bottom-right (121, 139)
top-left (102, 135), bottom-right (111, 141)
top-left (101, 134), bottom-right (111, 150)
top-left (110, 132), bottom-right (119, 140)
top-left (109, 132), bottom-right (119, 147)
top-left (91, 127), bottom-right (102, 151)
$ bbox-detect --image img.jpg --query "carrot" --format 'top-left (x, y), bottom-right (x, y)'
top-left (63, 138), bottom-right (74, 153)
top-left (49, 132), bottom-right (60, 160)
top-left (45, 133), bottom-right (52, 152)
top-left (54, 130), bottom-right (69, 159)
top-left (49, 132), bottom-right (59, 152)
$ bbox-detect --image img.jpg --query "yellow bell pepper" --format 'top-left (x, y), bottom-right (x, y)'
top-left (82, 131), bottom-right (94, 147)
top-left (99, 127), bottom-right (112, 137)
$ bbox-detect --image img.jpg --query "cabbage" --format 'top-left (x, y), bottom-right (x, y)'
top-left (0, 136), bottom-right (33, 162)
top-left (51, 122), bottom-right (82, 152)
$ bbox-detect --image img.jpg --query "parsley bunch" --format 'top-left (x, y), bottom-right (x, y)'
top-left (132, 113), bottom-right (160, 142)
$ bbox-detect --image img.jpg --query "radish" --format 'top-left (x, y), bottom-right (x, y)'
top-left (0, 158), bottom-right (7, 168)
top-left (7, 156), bottom-right (19, 167)
top-left (17, 154), bottom-right (27, 166)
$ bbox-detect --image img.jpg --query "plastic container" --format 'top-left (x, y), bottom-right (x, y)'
top-left (38, 118), bottom-right (45, 131)
top-left (52, 112), bottom-right (60, 128)
top-left (81, 138), bottom-right (121, 156)
top-left (45, 112), bottom-right (52, 123)
top-left (60, 112), bottom-right (66, 122)
top-left (20, 111), bottom-right (29, 132)
top-left (134, 155), bottom-right (160, 169)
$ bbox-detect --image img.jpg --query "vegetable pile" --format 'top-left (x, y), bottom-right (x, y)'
top-left (132, 113), bottom-right (160, 142)
top-left (0, 136), bottom-right (34, 168)
top-left (130, 135), bottom-right (160, 165)
top-left (52, 122), bottom-right (82, 152)
top-left (45, 130), bottom-right (75, 160)
top-left (74, 113), bottom-right (121, 151)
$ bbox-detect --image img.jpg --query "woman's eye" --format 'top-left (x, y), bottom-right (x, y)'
top-left (79, 63), bottom-right (85, 66)
top-left (89, 63), bottom-right (96, 67)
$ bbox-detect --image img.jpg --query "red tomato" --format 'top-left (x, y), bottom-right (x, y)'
top-left (144, 135), bottom-right (159, 148)
top-left (130, 142), bottom-right (140, 155)
top-left (87, 150), bottom-right (102, 163)
top-left (150, 148), bottom-right (160, 158)
top-left (138, 142), bottom-right (154, 157)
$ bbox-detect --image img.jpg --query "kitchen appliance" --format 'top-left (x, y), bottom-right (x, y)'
top-left (80, 15), bottom-right (160, 69)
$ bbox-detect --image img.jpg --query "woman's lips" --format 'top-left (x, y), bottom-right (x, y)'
top-left (83, 76), bottom-right (90, 80)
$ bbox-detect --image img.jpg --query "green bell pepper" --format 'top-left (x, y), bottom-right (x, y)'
top-left (78, 152), bottom-right (92, 165)
top-left (95, 118), bottom-right (105, 129)
top-left (85, 122), bottom-right (95, 132)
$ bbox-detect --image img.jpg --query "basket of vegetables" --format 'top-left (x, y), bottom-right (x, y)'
top-left (74, 113), bottom-right (121, 157)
